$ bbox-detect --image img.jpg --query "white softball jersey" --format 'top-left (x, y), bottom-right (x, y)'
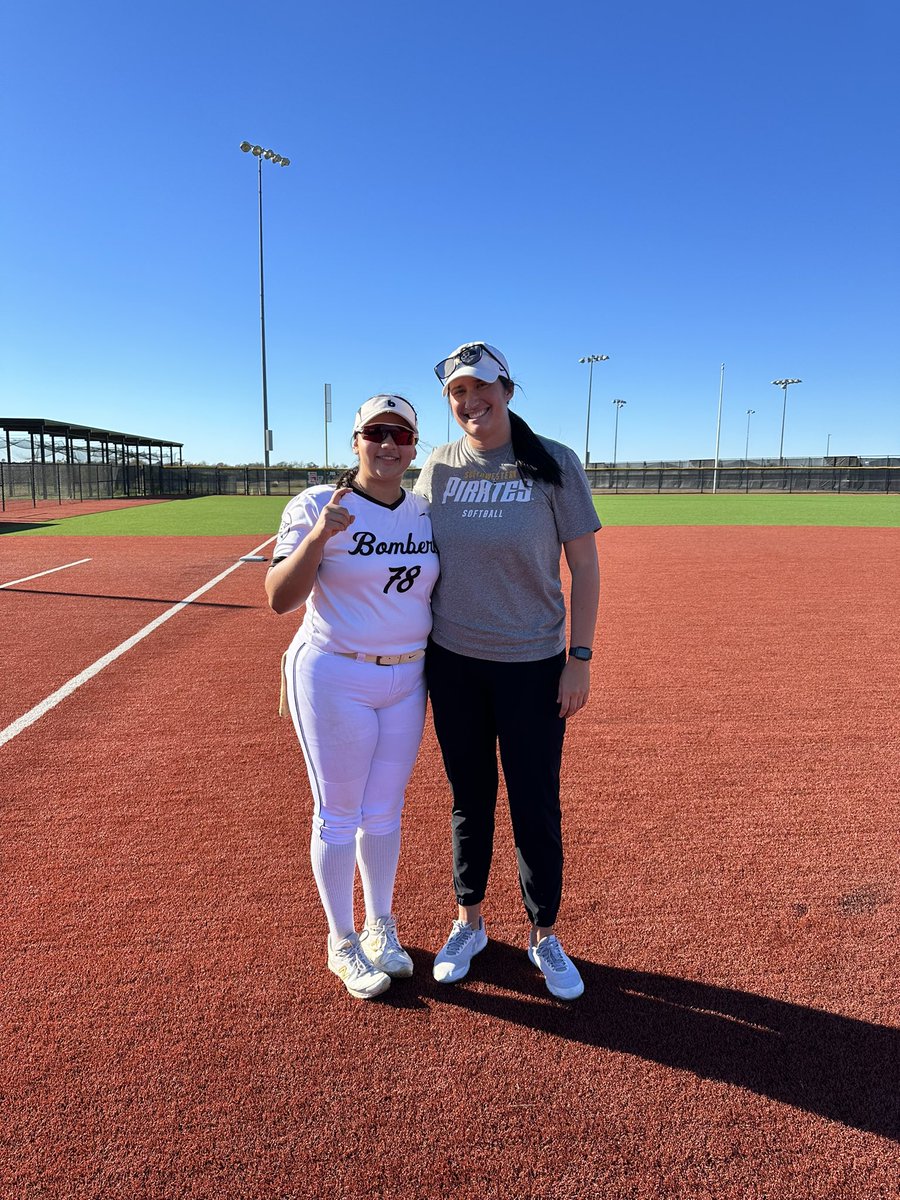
top-left (273, 485), bottom-right (440, 657)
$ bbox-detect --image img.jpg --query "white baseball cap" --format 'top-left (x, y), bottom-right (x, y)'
top-left (434, 342), bottom-right (511, 395)
top-left (352, 394), bottom-right (419, 437)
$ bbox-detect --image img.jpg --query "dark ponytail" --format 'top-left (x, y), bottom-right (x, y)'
top-left (335, 465), bottom-right (360, 489)
top-left (508, 404), bottom-right (563, 487)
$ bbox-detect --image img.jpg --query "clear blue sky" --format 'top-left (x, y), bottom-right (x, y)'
top-left (3, 1), bottom-right (898, 467)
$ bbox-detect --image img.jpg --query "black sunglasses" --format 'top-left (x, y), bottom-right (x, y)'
top-left (434, 343), bottom-right (509, 386)
top-left (358, 424), bottom-right (416, 446)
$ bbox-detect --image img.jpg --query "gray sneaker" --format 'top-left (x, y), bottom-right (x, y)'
top-left (528, 931), bottom-right (584, 1000)
top-left (433, 918), bottom-right (488, 983)
top-left (327, 933), bottom-right (391, 999)
top-left (360, 914), bottom-right (414, 978)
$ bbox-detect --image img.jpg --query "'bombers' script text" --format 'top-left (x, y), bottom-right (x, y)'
top-left (349, 531), bottom-right (437, 556)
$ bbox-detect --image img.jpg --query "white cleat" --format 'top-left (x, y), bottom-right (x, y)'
top-left (327, 933), bottom-right (391, 999)
top-left (360, 914), bottom-right (414, 979)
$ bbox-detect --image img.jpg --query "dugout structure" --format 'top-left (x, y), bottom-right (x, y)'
top-left (0, 418), bottom-right (183, 510)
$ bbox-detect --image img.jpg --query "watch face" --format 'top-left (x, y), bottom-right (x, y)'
top-left (570, 647), bottom-right (592, 661)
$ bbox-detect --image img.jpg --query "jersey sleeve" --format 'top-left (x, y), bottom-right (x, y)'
top-left (405, 489), bottom-right (432, 518)
top-left (271, 489), bottom-right (327, 561)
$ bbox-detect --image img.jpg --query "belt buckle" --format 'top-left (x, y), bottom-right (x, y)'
top-left (376, 654), bottom-right (400, 666)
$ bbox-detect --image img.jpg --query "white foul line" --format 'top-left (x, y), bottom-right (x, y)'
top-left (0, 537), bottom-right (275, 750)
top-left (0, 558), bottom-right (92, 589)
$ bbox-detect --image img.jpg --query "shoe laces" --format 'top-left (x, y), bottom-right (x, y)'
top-left (536, 935), bottom-right (567, 973)
top-left (368, 915), bottom-right (400, 953)
top-left (336, 935), bottom-right (373, 974)
top-left (446, 919), bottom-right (478, 957)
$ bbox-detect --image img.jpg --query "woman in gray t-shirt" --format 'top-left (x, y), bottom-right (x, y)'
top-left (415, 341), bottom-right (601, 1001)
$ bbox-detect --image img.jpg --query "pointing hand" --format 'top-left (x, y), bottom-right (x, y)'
top-left (316, 487), bottom-right (356, 539)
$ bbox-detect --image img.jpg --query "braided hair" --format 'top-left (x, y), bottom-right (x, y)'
top-left (335, 465), bottom-right (360, 489)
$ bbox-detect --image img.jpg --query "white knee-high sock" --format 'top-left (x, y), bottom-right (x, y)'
top-left (356, 828), bottom-right (402, 924)
top-left (310, 833), bottom-right (357, 942)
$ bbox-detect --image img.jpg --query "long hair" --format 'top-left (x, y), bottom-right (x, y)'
top-left (505, 384), bottom-right (563, 486)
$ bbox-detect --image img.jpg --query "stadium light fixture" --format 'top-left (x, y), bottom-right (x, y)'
top-left (578, 354), bottom-right (609, 469)
top-left (612, 398), bottom-right (627, 469)
top-left (771, 378), bottom-right (802, 464)
top-left (239, 140), bottom-right (291, 486)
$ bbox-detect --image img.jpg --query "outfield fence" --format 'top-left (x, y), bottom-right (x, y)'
top-left (3, 458), bottom-right (899, 509)
top-left (584, 463), bottom-right (900, 493)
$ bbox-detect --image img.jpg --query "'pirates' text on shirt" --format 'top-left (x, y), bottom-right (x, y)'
top-left (440, 477), bottom-right (533, 505)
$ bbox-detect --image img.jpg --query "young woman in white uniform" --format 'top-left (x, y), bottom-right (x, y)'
top-left (266, 396), bottom-right (439, 1000)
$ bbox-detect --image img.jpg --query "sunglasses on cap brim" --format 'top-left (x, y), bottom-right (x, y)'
top-left (434, 343), bottom-right (509, 386)
top-left (356, 424), bottom-right (417, 446)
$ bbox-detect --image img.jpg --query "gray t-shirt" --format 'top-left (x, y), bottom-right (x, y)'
top-left (414, 436), bottom-right (601, 662)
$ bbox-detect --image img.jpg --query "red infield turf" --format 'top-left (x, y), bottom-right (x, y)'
top-left (0, 497), bottom-right (173, 522)
top-left (1, 527), bottom-right (898, 1199)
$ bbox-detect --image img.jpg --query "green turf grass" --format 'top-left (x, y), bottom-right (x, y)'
top-left (593, 492), bottom-right (900, 527)
top-left (8, 497), bottom-right (289, 537)
top-left (6, 491), bottom-right (899, 536)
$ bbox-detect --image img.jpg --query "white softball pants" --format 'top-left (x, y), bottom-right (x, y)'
top-left (285, 642), bottom-right (426, 844)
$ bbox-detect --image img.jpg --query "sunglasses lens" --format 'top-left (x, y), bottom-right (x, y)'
top-left (435, 344), bottom-right (488, 383)
top-left (360, 425), bottom-right (415, 446)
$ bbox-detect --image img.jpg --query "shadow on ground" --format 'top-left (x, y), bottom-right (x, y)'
top-left (0, 521), bottom-right (56, 534)
top-left (401, 940), bottom-right (899, 1141)
top-left (0, 586), bottom-right (257, 609)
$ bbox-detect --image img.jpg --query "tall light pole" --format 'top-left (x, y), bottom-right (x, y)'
top-left (712, 362), bottom-right (725, 494)
top-left (745, 409), bottom-right (755, 462)
top-left (578, 354), bottom-right (609, 469)
top-left (240, 141), bottom-right (291, 482)
top-left (612, 398), bottom-right (626, 468)
top-left (771, 378), bottom-right (801, 464)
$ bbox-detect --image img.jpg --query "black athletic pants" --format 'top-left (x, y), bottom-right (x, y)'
top-left (425, 640), bottom-right (567, 928)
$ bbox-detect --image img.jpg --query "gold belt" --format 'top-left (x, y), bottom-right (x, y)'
top-left (335, 649), bottom-right (426, 666)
